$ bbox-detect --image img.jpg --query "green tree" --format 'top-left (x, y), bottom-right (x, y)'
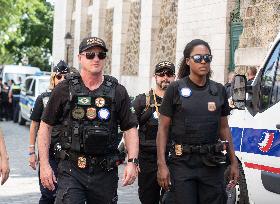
top-left (0, 0), bottom-right (53, 71)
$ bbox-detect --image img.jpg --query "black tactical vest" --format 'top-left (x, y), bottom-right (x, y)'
top-left (62, 73), bottom-right (119, 156)
top-left (139, 89), bottom-right (161, 149)
top-left (41, 91), bottom-right (63, 149)
top-left (170, 77), bottom-right (223, 145)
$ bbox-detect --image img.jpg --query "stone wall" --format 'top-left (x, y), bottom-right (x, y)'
top-left (103, 8), bottom-right (114, 74)
top-left (121, 0), bottom-right (141, 75)
top-left (153, 0), bottom-right (178, 67)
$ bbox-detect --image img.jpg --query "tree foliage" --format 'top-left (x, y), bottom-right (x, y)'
top-left (0, 0), bottom-right (53, 71)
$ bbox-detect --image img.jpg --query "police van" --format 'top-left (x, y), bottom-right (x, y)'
top-left (18, 74), bottom-right (50, 125)
top-left (229, 32), bottom-right (280, 204)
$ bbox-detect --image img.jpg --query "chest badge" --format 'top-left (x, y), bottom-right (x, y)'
top-left (208, 102), bottom-right (216, 112)
top-left (175, 144), bottom-right (183, 156)
top-left (77, 156), bottom-right (87, 168)
top-left (86, 107), bottom-right (97, 120)
top-left (72, 107), bottom-right (85, 119)
top-left (95, 97), bottom-right (105, 107)
top-left (98, 108), bottom-right (110, 120)
top-left (153, 111), bottom-right (159, 119)
top-left (78, 97), bottom-right (91, 105)
top-left (180, 88), bottom-right (192, 98)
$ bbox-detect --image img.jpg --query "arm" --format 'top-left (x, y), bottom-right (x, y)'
top-left (29, 121), bottom-right (39, 170)
top-left (157, 114), bottom-right (171, 190)
top-left (0, 128), bottom-right (10, 185)
top-left (219, 116), bottom-right (239, 188)
top-left (38, 121), bottom-right (56, 190)
top-left (122, 127), bottom-right (139, 186)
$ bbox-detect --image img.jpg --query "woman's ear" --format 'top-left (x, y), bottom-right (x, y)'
top-left (186, 58), bottom-right (190, 66)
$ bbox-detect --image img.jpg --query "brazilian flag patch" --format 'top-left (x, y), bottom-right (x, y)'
top-left (78, 97), bottom-right (91, 105)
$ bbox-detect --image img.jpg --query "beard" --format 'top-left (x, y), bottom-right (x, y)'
top-left (157, 80), bottom-right (171, 90)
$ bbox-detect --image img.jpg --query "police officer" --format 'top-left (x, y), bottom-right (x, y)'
top-left (9, 77), bottom-right (21, 122)
top-left (157, 39), bottom-right (239, 204)
top-left (38, 36), bottom-right (139, 204)
top-left (28, 60), bottom-right (69, 204)
top-left (132, 61), bottom-right (175, 204)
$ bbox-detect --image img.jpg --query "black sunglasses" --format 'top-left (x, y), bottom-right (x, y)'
top-left (190, 54), bottom-right (212, 63)
top-left (81, 51), bottom-right (107, 60)
top-left (55, 74), bottom-right (64, 80)
top-left (155, 70), bottom-right (174, 77)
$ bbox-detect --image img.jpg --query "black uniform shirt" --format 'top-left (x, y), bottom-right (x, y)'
top-left (30, 92), bottom-right (51, 122)
top-left (42, 79), bottom-right (138, 131)
top-left (160, 77), bottom-right (230, 118)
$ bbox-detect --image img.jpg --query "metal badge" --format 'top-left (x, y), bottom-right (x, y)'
top-left (78, 97), bottom-right (91, 105)
top-left (77, 156), bottom-right (87, 168)
top-left (153, 111), bottom-right (159, 119)
top-left (98, 108), bottom-right (110, 120)
top-left (72, 107), bottom-right (85, 119)
top-left (86, 107), bottom-right (97, 120)
top-left (180, 88), bottom-right (192, 98)
top-left (208, 102), bottom-right (216, 112)
top-left (175, 144), bottom-right (183, 156)
top-left (95, 97), bottom-right (105, 107)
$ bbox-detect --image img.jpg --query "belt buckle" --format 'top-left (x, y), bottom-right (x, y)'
top-left (175, 144), bottom-right (183, 156)
top-left (77, 156), bottom-right (87, 168)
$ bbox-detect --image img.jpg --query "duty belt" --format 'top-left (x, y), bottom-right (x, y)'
top-left (173, 141), bottom-right (228, 156)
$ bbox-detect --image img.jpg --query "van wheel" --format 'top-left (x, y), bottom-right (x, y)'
top-left (18, 109), bottom-right (26, 125)
top-left (225, 163), bottom-right (249, 204)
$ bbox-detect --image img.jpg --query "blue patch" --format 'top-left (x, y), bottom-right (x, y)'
top-left (98, 108), bottom-right (110, 120)
top-left (180, 88), bottom-right (192, 98)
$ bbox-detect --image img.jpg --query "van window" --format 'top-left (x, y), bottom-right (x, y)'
top-left (259, 41), bottom-right (280, 111)
top-left (31, 80), bottom-right (36, 96)
top-left (38, 79), bottom-right (49, 95)
top-left (25, 78), bottom-right (33, 91)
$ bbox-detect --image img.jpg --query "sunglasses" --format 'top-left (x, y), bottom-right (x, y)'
top-left (55, 74), bottom-right (64, 80)
top-left (155, 70), bottom-right (174, 77)
top-left (190, 54), bottom-right (212, 63)
top-left (81, 51), bottom-right (107, 60)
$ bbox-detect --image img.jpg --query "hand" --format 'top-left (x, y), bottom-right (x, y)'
top-left (157, 163), bottom-right (170, 191)
top-left (0, 156), bottom-right (10, 185)
top-left (122, 162), bottom-right (138, 186)
top-left (29, 153), bottom-right (38, 170)
top-left (227, 162), bottom-right (239, 189)
top-left (40, 163), bottom-right (57, 191)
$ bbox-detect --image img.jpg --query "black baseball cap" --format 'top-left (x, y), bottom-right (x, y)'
top-left (155, 61), bottom-right (175, 73)
top-left (79, 37), bottom-right (108, 53)
top-left (53, 60), bottom-right (70, 74)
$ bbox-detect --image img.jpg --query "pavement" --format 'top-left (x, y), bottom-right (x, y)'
top-left (0, 121), bottom-right (140, 204)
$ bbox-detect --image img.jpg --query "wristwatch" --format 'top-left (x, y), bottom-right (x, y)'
top-left (127, 158), bottom-right (139, 166)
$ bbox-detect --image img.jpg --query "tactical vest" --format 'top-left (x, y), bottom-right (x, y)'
top-left (11, 84), bottom-right (21, 97)
top-left (41, 91), bottom-right (62, 149)
top-left (170, 77), bottom-right (223, 145)
top-left (62, 73), bottom-right (119, 156)
top-left (138, 89), bottom-right (161, 149)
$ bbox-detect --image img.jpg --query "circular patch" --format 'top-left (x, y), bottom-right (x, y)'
top-left (180, 88), bottom-right (192, 97)
top-left (86, 107), bottom-right (97, 120)
top-left (153, 111), bottom-right (158, 119)
top-left (98, 108), bottom-right (110, 120)
top-left (95, 97), bottom-right (105, 108)
top-left (72, 107), bottom-right (85, 119)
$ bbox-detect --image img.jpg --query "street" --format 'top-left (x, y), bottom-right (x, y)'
top-left (0, 121), bottom-right (140, 204)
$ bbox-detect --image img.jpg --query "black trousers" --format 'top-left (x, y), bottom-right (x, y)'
top-left (138, 152), bottom-right (161, 204)
top-left (55, 159), bottom-right (118, 204)
top-left (169, 153), bottom-right (227, 204)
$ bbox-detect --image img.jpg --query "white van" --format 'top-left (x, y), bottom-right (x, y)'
top-left (229, 32), bottom-right (280, 203)
top-left (1, 65), bottom-right (41, 84)
top-left (18, 74), bottom-right (50, 125)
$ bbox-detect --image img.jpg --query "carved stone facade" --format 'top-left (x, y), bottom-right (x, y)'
top-left (104, 8), bottom-right (114, 74)
top-left (121, 0), bottom-right (141, 75)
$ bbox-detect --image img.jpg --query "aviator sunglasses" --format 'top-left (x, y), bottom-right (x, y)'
top-left (155, 70), bottom-right (174, 77)
top-left (190, 54), bottom-right (213, 63)
top-left (81, 51), bottom-right (107, 60)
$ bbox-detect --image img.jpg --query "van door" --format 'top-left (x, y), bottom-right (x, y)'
top-left (240, 40), bottom-right (280, 203)
top-left (20, 78), bottom-right (35, 120)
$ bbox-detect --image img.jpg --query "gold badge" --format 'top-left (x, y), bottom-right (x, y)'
top-left (86, 107), bottom-right (96, 120)
top-left (208, 102), bottom-right (216, 112)
top-left (95, 97), bottom-right (105, 107)
top-left (72, 107), bottom-right (85, 119)
top-left (77, 156), bottom-right (87, 168)
top-left (175, 144), bottom-right (183, 156)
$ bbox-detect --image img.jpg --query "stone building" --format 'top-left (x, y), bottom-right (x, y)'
top-left (52, 0), bottom-right (280, 96)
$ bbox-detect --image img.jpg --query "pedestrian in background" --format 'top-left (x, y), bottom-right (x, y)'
top-left (157, 39), bottom-right (239, 204)
top-left (28, 60), bottom-right (69, 204)
top-left (0, 127), bottom-right (10, 185)
top-left (246, 67), bottom-right (257, 85)
top-left (224, 71), bottom-right (235, 99)
top-left (132, 61), bottom-right (175, 204)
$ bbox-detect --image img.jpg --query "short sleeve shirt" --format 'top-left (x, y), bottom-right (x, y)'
top-left (30, 92), bottom-right (51, 122)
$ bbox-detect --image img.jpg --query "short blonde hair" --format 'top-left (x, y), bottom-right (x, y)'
top-left (48, 72), bottom-right (56, 90)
